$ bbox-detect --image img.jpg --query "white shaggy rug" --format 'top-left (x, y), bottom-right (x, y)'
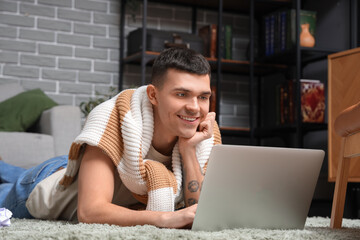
top-left (0, 217), bottom-right (360, 240)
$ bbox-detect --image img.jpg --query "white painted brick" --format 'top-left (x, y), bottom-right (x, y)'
top-left (3, 65), bottom-right (39, 78)
top-left (60, 82), bottom-right (92, 94)
top-left (74, 23), bottom-right (106, 36)
top-left (59, 58), bottom-right (91, 70)
top-left (93, 37), bottom-right (119, 49)
top-left (75, 47), bottom-right (107, 60)
top-left (0, 26), bottom-right (16, 38)
top-left (75, 0), bottom-right (108, 12)
top-left (39, 44), bottom-right (73, 56)
top-left (110, 50), bottom-right (119, 61)
top-left (109, 26), bottom-right (119, 38)
top-left (0, 39), bottom-right (36, 52)
top-left (58, 33), bottom-right (91, 46)
top-left (0, 13), bottom-right (35, 27)
top-left (1, 1), bottom-right (17, 12)
top-left (38, 0), bottom-right (72, 7)
top-left (110, 2), bottom-right (120, 14)
top-left (94, 13), bottom-right (119, 25)
top-left (42, 69), bottom-right (76, 81)
top-left (79, 71), bottom-right (111, 83)
top-left (38, 18), bottom-right (71, 32)
top-left (58, 8), bottom-right (91, 22)
top-left (21, 79), bottom-right (57, 92)
top-left (47, 93), bottom-right (74, 105)
top-left (94, 61), bottom-right (118, 73)
top-left (21, 54), bottom-right (56, 67)
top-left (0, 51), bottom-right (18, 63)
top-left (20, 3), bottom-right (55, 17)
top-left (0, 78), bottom-right (21, 85)
top-left (19, 29), bottom-right (55, 42)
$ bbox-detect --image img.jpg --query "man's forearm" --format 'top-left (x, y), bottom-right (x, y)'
top-left (181, 148), bottom-right (205, 207)
top-left (78, 201), bottom-right (195, 228)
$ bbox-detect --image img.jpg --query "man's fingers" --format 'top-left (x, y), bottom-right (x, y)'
top-left (206, 112), bottom-right (216, 121)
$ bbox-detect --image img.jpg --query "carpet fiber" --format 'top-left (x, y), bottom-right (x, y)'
top-left (1, 217), bottom-right (360, 240)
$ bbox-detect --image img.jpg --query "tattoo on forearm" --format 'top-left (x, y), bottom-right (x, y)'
top-left (188, 180), bottom-right (200, 192)
top-left (188, 198), bottom-right (198, 206)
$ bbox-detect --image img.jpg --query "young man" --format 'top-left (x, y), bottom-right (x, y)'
top-left (0, 48), bottom-right (221, 229)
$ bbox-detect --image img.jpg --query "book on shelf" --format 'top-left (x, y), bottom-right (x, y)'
top-left (223, 25), bottom-right (232, 60)
top-left (263, 9), bottom-right (317, 57)
top-left (276, 79), bottom-right (295, 125)
top-left (198, 24), bottom-right (232, 60)
top-left (276, 79), bottom-right (325, 125)
top-left (300, 79), bottom-right (325, 123)
top-left (199, 24), bottom-right (217, 58)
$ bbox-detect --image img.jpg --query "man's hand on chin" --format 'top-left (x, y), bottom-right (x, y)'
top-left (178, 112), bottom-right (216, 153)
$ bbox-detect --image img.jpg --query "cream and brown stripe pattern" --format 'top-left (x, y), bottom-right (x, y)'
top-left (57, 86), bottom-right (221, 211)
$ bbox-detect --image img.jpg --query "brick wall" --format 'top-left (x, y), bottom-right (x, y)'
top-left (0, 0), bottom-right (253, 128)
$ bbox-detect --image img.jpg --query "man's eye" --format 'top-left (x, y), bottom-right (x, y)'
top-left (199, 96), bottom-right (209, 100)
top-left (177, 93), bottom-right (186, 97)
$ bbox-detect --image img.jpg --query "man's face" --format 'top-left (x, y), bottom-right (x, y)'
top-left (152, 69), bottom-right (211, 139)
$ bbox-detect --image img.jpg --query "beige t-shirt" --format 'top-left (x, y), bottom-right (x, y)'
top-left (26, 145), bottom-right (171, 221)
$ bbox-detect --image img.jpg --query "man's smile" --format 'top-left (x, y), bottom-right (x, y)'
top-left (178, 115), bottom-right (199, 122)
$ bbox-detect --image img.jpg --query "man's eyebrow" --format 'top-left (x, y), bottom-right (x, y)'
top-left (172, 88), bottom-right (211, 95)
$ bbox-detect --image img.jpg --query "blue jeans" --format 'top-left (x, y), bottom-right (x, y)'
top-left (0, 155), bottom-right (68, 218)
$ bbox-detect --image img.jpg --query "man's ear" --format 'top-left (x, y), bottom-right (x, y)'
top-left (147, 84), bottom-right (158, 105)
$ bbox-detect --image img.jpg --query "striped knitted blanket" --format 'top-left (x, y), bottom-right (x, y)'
top-left (58, 86), bottom-right (222, 211)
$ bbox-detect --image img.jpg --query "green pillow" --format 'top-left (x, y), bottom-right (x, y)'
top-left (0, 88), bottom-right (58, 132)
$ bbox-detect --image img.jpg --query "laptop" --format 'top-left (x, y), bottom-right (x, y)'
top-left (191, 144), bottom-right (324, 231)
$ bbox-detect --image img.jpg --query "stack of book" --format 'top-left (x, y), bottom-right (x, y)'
top-left (198, 24), bottom-right (232, 60)
top-left (276, 79), bottom-right (325, 125)
top-left (263, 9), bottom-right (317, 56)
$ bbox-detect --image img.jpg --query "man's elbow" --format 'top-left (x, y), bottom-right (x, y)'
top-left (77, 205), bottom-right (98, 224)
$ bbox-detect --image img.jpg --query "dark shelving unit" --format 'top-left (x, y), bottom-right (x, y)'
top-left (118, 0), bottom-right (357, 147)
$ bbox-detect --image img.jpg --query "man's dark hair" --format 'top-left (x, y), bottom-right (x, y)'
top-left (151, 48), bottom-right (211, 88)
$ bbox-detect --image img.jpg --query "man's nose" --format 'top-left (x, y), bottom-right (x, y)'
top-left (186, 98), bottom-right (200, 112)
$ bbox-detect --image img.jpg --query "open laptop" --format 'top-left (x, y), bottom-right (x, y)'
top-left (191, 144), bottom-right (324, 231)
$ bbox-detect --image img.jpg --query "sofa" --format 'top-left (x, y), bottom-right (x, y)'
top-left (0, 83), bottom-right (82, 169)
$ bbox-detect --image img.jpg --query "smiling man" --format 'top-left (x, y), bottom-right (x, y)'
top-left (0, 48), bottom-right (221, 229)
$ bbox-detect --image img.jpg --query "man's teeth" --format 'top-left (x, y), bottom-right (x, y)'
top-left (179, 116), bottom-right (196, 121)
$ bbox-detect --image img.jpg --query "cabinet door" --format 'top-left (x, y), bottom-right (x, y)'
top-left (328, 47), bottom-right (360, 182)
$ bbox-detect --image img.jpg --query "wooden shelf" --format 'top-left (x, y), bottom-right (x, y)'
top-left (124, 51), bottom-right (287, 74)
top-left (258, 47), bottom-right (341, 65)
top-left (220, 126), bottom-right (250, 137)
top-left (219, 123), bottom-right (327, 138)
top-left (255, 123), bottom-right (328, 137)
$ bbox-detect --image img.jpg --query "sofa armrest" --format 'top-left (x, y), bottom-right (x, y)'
top-left (39, 105), bottom-right (82, 156)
